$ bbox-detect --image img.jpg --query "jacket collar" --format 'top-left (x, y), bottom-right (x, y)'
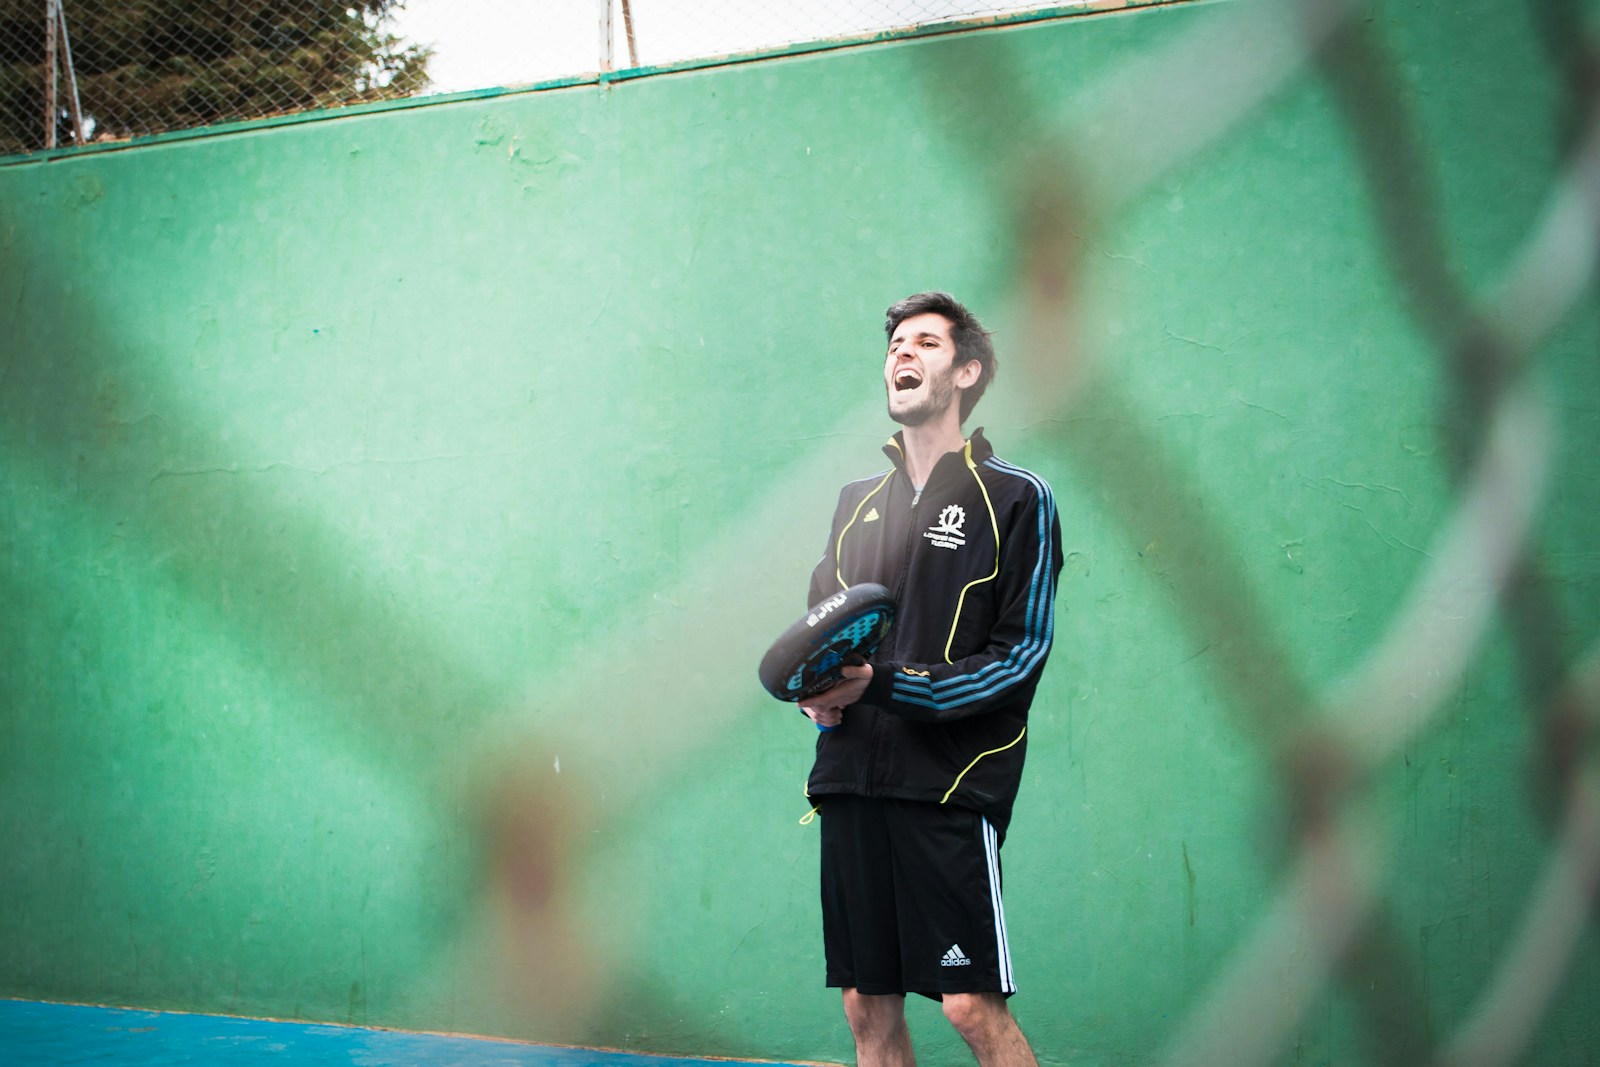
top-left (882, 427), bottom-right (992, 486)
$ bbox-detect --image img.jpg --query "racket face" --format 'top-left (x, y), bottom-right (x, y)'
top-left (759, 584), bottom-right (896, 702)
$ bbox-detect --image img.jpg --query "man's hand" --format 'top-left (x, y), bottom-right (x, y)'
top-left (799, 663), bottom-right (872, 728)
top-left (801, 704), bottom-right (844, 729)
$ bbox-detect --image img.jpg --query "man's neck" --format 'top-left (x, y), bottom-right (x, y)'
top-left (899, 415), bottom-right (967, 489)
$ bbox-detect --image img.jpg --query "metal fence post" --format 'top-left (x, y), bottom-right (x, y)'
top-left (622, 0), bottom-right (638, 68)
top-left (57, 1), bottom-right (85, 144)
top-left (43, 0), bottom-right (58, 149)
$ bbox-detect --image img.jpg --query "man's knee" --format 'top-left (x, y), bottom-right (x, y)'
top-left (940, 991), bottom-right (1008, 1038)
top-left (843, 988), bottom-right (907, 1038)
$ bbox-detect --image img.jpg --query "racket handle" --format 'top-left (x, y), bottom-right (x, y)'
top-left (817, 654), bottom-right (862, 729)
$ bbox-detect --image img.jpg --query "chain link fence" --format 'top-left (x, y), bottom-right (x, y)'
top-left (0, 0), bottom-right (428, 154)
top-left (0, 0), bottom-right (1110, 156)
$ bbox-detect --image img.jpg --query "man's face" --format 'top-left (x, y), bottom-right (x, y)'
top-left (884, 312), bottom-right (972, 428)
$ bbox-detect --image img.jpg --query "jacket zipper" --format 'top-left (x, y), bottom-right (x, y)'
top-left (867, 477), bottom-right (922, 792)
top-left (892, 483), bottom-right (921, 608)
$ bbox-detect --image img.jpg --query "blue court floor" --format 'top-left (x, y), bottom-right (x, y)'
top-left (1, 999), bottom-right (825, 1067)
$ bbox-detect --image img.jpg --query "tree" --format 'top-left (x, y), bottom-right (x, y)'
top-left (0, 1), bottom-right (432, 155)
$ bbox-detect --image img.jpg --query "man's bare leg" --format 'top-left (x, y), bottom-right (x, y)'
top-left (842, 989), bottom-right (916, 1067)
top-left (941, 993), bottom-right (1038, 1067)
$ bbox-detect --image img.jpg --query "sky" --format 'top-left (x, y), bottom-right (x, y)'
top-left (388, 0), bottom-right (1071, 95)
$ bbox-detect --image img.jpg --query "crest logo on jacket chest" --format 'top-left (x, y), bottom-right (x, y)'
top-left (924, 504), bottom-right (967, 550)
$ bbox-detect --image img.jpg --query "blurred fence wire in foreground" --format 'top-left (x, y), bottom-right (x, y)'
top-left (1, 0), bottom-right (1592, 1062)
top-left (964, 1), bottom-right (1598, 1064)
top-left (0, 0), bottom-right (1150, 155)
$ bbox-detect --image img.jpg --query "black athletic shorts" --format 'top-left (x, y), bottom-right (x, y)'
top-left (818, 794), bottom-right (1016, 999)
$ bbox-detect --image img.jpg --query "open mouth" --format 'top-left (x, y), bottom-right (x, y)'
top-left (894, 369), bottom-right (923, 392)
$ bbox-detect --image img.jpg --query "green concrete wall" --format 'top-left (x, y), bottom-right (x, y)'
top-left (3, 2), bottom-right (1597, 1064)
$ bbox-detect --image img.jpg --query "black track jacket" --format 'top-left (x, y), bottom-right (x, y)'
top-left (805, 428), bottom-right (1063, 838)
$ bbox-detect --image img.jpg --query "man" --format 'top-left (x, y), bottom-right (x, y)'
top-left (800, 292), bottom-right (1063, 1066)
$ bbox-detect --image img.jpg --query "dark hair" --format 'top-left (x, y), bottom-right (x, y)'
top-left (884, 291), bottom-right (996, 422)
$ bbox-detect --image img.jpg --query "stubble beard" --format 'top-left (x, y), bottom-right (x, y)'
top-left (887, 369), bottom-right (956, 428)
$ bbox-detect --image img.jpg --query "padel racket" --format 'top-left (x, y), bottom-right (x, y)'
top-left (759, 583), bottom-right (896, 714)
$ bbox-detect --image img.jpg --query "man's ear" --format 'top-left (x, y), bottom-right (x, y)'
top-left (954, 359), bottom-right (982, 390)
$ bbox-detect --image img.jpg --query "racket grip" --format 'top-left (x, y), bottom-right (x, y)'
top-left (820, 655), bottom-right (863, 730)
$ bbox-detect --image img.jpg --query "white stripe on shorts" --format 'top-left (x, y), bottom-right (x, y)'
top-left (982, 817), bottom-right (1015, 992)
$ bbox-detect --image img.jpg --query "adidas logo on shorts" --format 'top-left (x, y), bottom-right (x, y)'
top-left (940, 944), bottom-right (972, 967)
